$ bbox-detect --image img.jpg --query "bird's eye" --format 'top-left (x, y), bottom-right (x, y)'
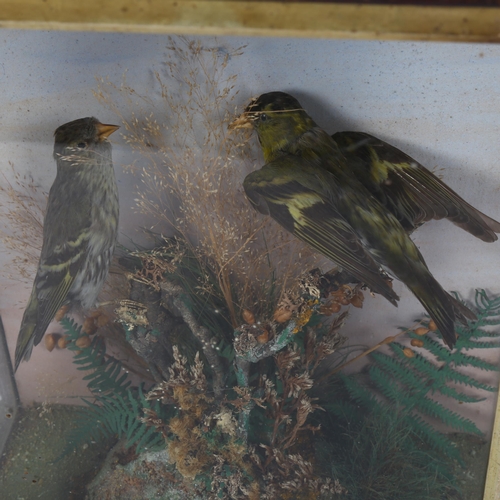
top-left (77, 142), bottom-right (87, 149)
top-left (260, 113), bottom-right (268, 122)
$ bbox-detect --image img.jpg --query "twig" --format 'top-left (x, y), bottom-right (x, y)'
top-left (161, 279), bottom-right (225, 398)
top-left (234, 320), bottom-right (299, 364)
top-left (316, 322), bottom-right (422, 383)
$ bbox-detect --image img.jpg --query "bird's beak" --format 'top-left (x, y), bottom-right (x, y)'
top-left (228, 113), bottom-right (254, 131)
top-left (96, 123), bottom-right (120, 141)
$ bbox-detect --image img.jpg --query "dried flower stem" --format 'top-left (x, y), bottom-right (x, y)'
top-left (0, 165), bottom-right (46, 282)
top-left (94, 36), bottom-right (323, 329)
top-left (316, 321), bottom-right (422, 383)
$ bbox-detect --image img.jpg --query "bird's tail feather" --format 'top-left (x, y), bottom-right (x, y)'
top-left (408, 275), bottom-right (473, 349)
top-left (14, 292), bottom-right (41, 371)
top-left (447, 292), bottom-right (477, 324)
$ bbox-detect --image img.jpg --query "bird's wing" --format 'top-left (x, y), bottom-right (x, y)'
top-left (32, 176), bottom-right (92, 341)
top-left (244, 159), bottom-right (399, 305)
top-left (334, 131), bottom-right (500, 242)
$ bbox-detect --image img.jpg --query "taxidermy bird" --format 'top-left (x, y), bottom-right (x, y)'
top-left (14, 117), bottom-right (120, 371)
top-left (332, 131), bottom-right (500, 240)
top-left (230, 91), bottom-right (500, 348)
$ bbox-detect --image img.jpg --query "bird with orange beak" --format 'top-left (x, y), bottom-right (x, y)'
top-left (15, 117), bottom-right (120, 370)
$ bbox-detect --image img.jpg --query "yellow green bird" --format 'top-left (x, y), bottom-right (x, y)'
top-left (332, 131), bottom-right (500, 240)
top-left (230, 91), bottom-right (498, 348)
top-left (14, 117), bottom-right (120, 371)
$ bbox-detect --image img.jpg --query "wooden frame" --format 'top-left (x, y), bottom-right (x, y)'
top-left (485, 394), bottom-right (500, 499)
top-left (0, 1), bottom-right (498, 42)
top-left (1, 1), bottom-right (499, 498)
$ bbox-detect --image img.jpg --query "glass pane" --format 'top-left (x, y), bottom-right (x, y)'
top-left (1, 31), bottom-right (499, 499)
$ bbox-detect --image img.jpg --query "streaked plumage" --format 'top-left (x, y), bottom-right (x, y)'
top-left (14, 117), bottom-right (119, 370)
top-left (333, 131), bottom-right (500, 240)
top-left (230, 91), bottom-right (496, 348)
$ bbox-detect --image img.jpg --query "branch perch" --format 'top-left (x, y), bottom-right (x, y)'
top-left (161, 279), bottom-right (225, 398)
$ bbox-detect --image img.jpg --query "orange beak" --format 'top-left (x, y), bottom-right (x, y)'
top-left (96, 122), bottom-right (120, 141)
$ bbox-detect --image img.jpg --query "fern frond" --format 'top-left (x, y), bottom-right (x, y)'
top-left (59, 319), bottom-right (166, 457)
top-left (69, 389), bottom-right (165, 455)
top-left (334, 290), bottom-right (500, 470)
top-left (437, 385), bottom-right (485, 404)
top-left (61, 317), bottom-right (132, 396)
top-left (340, 373), bottom-right (378, 411)
top-left (403, 413), bottom-right (461, 461)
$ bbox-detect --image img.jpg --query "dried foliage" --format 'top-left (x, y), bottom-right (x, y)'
top-left (141, 346), bottom-right (259, 499)
top-left (0, 163), bottom-right (45, 283)
top-left (130, 268), bottom-right (351, 498)
top-left (234, 270), bottom-right (346, 364)
top-left (140, 324), bottom-right (347, 499)
top-left (92, 45), bottom-right (351, 497)
top-left (94, 36), bottom-right (323, 328)
top-left (252, 449), bottom-right (345, 499)
top-left (234, 274), bottom-right (320, 361)
top-left (245, 321), bottom-right (346, 498)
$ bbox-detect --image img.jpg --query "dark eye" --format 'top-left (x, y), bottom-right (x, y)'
top-left (260, 113), bottom-right (268, 122)
top-left (77, 142), bottom-right (87, 148)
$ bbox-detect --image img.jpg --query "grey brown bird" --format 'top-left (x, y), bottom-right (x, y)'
top-left (14, 117), bottom-right (119, 370)
top-left (231, 92), bottom-right (499, 348)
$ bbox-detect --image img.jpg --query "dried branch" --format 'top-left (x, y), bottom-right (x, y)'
top-left (161, 280), bottom-right (224, 397)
